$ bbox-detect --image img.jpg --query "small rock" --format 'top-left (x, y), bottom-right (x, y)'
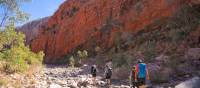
top-left (56, 80), bottom-right (66, 86)
top-left (120, 85), bottom-right (130, 88)
top-left (67, 80), bottom-right (78, 88)
top-left (68, 85), bottom-right (78, 88)
top-left (77, 80), bottom-right (89, 87)
top-left (97, 81), bottom-right (106, 86)
top-left (49, 83), bottom-right (62, 88)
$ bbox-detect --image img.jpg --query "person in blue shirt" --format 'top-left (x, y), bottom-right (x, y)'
top-left (135, 59), bottom-right (150, 87)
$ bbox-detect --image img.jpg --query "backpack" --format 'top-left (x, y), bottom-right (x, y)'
top-left (91, 66), bottom-right (96, 74)
top-left (137, 63), bottom-right (147, 78)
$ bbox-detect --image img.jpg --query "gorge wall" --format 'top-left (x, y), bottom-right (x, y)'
top-left (20, 0), bottom-right (199, 63)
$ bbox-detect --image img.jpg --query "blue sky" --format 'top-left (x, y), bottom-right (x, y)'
top-left (20, 0), bottom-right (65, 24)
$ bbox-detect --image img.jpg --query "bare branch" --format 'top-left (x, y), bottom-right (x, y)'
top-left (0, 10), bottom-right (9, 27)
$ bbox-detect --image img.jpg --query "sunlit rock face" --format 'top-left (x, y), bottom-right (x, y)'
top-left (25, 0), bottom-right (197, 63)
top-left (18, 17), bottom-right (49, 44)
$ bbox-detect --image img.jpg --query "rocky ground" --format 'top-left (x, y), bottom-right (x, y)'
top-left (34, 64), bottom-right (129, 88)
top-left (0, 64), bottom-right (129, 88)
top-left (1, 64), bottom-right (199, 88)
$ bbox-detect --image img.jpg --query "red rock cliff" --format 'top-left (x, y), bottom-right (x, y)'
top-left (30, 0), bottom-right (195, 63)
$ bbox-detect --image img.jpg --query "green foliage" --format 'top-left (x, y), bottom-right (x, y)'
top-left (95, 55), bottom-right (106, 68)
top-left (137, 41), bottom-right (157, 62)
top-left (130, 4), bottom-right (200, 63)
top-left (0, 22), bottom-right (44, 73)
top-left (77, 50), bottom-right (87, 64)
top-left (121, 32), bottom-right (133, 49)
top-left (69, 56), bottom-right (75, 67)
top-left (68, 6), bottom-right (79, 17)
top-left (0, 0), bottom-right (41, 74)
top-left (0, 0), bottom-right (30, 27)
top-left (112, 53), bottom-right (130, 68)
top-left (77, 50), bottom-right (88, 59)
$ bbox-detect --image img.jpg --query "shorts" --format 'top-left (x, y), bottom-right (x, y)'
top-left (92, 74), bottom-right (96, 77)
top-left (106, 75), bottom-right (111, 79)
top-left (137, 78), bottom-right (146, 86)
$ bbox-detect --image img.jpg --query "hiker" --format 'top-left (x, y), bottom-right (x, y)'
top-left (104, 64), bottom-right (112, 85)
top-left (91, 65), bottom-right (97, 83)
top-left (135, 59), bottom-right (150, 87)
top-left (130, 66), bottom-right (139, 88)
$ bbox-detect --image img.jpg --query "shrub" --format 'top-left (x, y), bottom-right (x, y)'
top-left (69, 56), bottom-right (75, 67)
top-left (135, 41), bottom-right (157, 63)
top-left (77, 50), bottom-right (88, 63)
top-left (95, 55), bottom-right (107, 69)
top-left (68, 6), bottom-right (80, 17)
top-left (112, 53), bottom-right (131, 68)
top-left (111, 53), bottom-right (134, 79)
top-left (0, 22), bottom-right (44, 73)
top-left (1, 43), bottom-right (44, 73)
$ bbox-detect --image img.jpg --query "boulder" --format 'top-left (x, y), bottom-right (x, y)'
top-left (77, 80), bottom-right (89, 87)
top-left (175, 77), bottom-right (200, 88)
top-left (67, 80), bottom-right (78, 88)
top-left (97, 81), bottom-right (107, 87)
top-left (148, 63), bottom-right (173, 83)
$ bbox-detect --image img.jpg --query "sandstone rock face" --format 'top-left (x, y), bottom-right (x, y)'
top-left (27, 0), bottom-right (195, 63)
top-left (18, 17), bottom-right (49, 44)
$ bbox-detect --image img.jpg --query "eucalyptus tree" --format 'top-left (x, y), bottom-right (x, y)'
top-left (0, 0), bottom-right (30, 28)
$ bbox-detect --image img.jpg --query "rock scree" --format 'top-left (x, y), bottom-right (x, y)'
top-left (34, 65), bottom-right (130, 88)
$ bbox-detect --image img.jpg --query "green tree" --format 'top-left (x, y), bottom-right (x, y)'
top-left (0, 22), bottom-right (44, 73)
top-left (0, 0), bottom-right (44, 73)
top-left (0, 0), bottom-right (30, 28)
